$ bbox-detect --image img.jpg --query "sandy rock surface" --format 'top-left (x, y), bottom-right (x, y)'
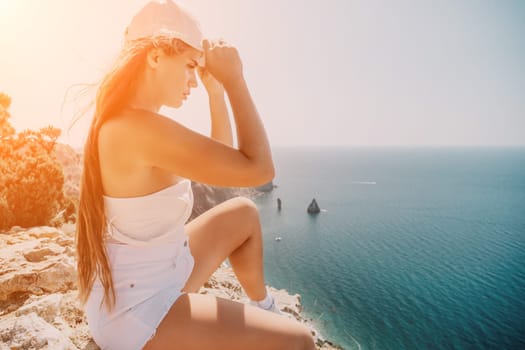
top-left (1, 225), bottom-right (342, 349)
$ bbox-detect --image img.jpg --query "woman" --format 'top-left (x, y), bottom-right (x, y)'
top-left (75, 1), bottom-right (316, 349)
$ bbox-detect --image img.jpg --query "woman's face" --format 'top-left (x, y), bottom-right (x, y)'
top-left (153, 47), bottom-right (203, 108)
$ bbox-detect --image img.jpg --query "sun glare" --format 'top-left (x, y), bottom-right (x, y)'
top-left (0, 0), bottom-right (14, 12)
top-left (0, 0), bottom-right (19, 23)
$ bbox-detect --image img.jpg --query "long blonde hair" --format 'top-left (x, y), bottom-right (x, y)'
top-left (76, 37), bottom-right (189, 311)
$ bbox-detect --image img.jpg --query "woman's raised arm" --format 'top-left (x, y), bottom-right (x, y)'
top-left (111, 41), bottom-right (274, 187)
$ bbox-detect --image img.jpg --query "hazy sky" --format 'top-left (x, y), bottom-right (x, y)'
top-left (1, 0), bottom-right (524, 147)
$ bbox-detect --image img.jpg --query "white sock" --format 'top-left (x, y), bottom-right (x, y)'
top-left (252, 291), bottom-right (274, 310)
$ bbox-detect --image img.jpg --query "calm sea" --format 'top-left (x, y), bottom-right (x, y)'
top-left (254, 147), bottom-right (525, 350)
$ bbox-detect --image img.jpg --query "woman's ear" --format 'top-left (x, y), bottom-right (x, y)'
top-left (146, 48), bottom-right (163, 69)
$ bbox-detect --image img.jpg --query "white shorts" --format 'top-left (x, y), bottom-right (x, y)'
top-left (85, 236), bottom-right (195, 350)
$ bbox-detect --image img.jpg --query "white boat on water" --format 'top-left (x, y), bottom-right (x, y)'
top-left (275, 237), bottom-right (283, 241)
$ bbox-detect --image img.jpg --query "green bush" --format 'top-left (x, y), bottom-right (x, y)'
top-left (0, 92), bottom-right (67, 231)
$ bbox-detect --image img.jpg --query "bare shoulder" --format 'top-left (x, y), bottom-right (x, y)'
top-left (97, 110), bottom-right (182, 196)
top-left (98, 109), bottom-right (166, 158)
top-left (98, 109), bottom-right (156, 143)
top-left (98, 108), bottom-right (197, 177)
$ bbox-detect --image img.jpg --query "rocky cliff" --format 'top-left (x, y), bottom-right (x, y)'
top-left (0, 225), bottom-right (341, 349)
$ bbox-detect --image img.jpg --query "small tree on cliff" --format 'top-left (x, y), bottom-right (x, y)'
top-left (0, 92), bottom-right (67, 230)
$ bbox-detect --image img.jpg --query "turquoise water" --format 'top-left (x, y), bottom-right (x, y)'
top-left (254, 147), bottom-right (525, 350)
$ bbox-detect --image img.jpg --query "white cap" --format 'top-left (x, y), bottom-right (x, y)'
top-left (125, 0), bottom-right (205, 63)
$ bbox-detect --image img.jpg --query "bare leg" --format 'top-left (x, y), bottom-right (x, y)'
top-left (182, 197), bottom-right (268, 301)
top-left (224, 198), bottom-right (267, 300)
top-left (143, 293), bottom-right (316, 350)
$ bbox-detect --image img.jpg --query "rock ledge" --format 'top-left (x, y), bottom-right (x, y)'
top-left (1, 225), bottom-right (341, 349)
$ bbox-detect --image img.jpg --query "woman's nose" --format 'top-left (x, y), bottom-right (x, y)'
top-left (188, 70), bottom-right (198, 88)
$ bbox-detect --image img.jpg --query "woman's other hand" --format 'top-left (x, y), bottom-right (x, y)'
top-left (198, 66), bottom-right (224, 95)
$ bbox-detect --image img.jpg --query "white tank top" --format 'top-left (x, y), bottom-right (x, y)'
top-left (103, 179), bottom-right (193, 246)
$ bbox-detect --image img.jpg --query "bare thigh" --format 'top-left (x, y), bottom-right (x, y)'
top-left (142, 293), bottom-right (314, 350)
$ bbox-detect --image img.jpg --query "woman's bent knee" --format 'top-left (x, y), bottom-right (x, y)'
top-left (230, 196), bottom-right (258, 215)
top-left (228, 196), bottom-right (260, 230)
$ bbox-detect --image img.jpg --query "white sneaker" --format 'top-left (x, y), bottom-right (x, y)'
top-left (249, 295), bottom-right (283, 315)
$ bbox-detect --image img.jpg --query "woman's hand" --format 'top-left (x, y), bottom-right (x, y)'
top-left (198, 66), bottom-right (224, 95)
top-left (202, 39), bottom-right (243, 90)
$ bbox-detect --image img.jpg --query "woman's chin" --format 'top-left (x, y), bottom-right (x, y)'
top-left (166, 100), bottom-right (184, 109)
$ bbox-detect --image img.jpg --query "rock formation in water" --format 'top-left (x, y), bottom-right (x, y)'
top-left (307, 198), bottom-right (321, 214)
